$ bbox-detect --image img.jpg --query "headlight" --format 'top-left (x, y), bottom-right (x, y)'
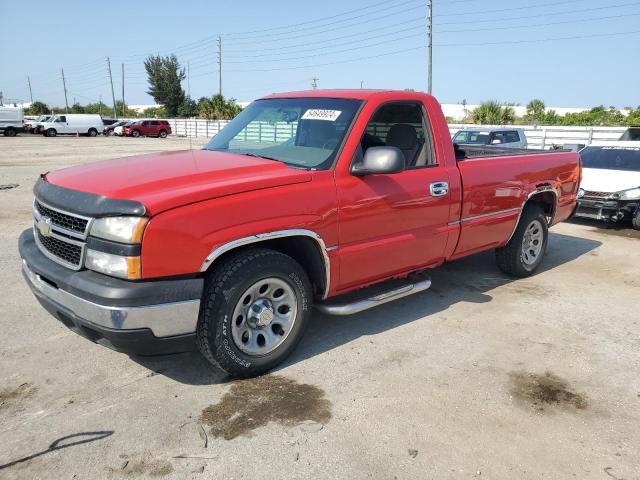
top-left (577, 188), bottom-right (585, 198)
top-left (617, 187), bottom-right (640, 200)
top-left (90, 216), bottom-right (148, 244)
top-left (85, 249), bottom-right (141, 279)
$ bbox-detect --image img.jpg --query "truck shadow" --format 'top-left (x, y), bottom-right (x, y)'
top-left (134, 232), bottom-right (601, 385)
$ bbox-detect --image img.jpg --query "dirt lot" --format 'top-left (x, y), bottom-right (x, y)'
top-left (1, 136), bottom-right (639, 479)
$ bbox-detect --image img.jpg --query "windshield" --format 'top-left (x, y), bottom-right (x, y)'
top-left (204, 97), bottom-right (362, 170)
top-left (453, 131), bottom-right (491, 145)
top-left (580, 146), bottom-right (640, 172)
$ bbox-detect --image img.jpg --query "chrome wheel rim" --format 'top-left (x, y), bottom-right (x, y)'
top-left (521, 219), bottom-right (544, 266)
top-left (231, 277), bottom-right (298, 356)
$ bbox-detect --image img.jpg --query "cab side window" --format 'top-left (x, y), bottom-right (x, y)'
top-left (504, 131), bottom-right (520, 143)
top-left (359, 103), bottom-right (435, 167)
top-left (56, 116), bottom-right (66, 123)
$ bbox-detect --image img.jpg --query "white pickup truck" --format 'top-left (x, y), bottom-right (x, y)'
top-left (575, 141), bottom-right (640, 229)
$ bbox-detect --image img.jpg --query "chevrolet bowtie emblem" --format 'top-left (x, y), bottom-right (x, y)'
top-left (37, 216), bottom-right (53, 237)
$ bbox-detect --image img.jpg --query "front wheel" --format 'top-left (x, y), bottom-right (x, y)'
top-left (131, 130), bottom-right (140, 138)
top-left (158, 130), bottom-right (167, 138)
top-left (46, 128), bottom-right (57, 137)
top-left (496, 205), bottom-right (548, 277)
top-left (196, 248), bottom-right (312, 378)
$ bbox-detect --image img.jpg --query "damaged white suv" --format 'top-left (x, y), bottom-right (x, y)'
top-left (575, 142), bottom-right (640, 230)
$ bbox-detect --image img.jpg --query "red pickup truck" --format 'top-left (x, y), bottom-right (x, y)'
top-left (19, 90), bottom-right (580, 377)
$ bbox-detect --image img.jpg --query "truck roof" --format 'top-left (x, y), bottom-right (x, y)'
top-left (262, 89), bottom-right (424, 100)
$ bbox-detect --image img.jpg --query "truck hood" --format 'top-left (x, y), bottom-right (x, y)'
top-left (581, 168), bottom-right (640, 194)
top-left (45, 149), bottom-right (312, 214)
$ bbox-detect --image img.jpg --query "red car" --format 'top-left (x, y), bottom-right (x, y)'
top-left (124, 119), bottom-right (171, 138)
top-left (19, 89), bottom-right (580, 377)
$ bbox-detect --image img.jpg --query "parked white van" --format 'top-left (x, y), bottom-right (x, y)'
top-left (40, 114), bottom-right (104, 137)
top-left (0, 107), bottom-right (25, 137)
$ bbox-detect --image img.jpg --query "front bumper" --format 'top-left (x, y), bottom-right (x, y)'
top-left (19, 229), bottom-right (203, 355)
top-left (574, 198), bottom-right (639, 222)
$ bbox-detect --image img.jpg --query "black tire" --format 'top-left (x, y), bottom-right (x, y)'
top-left (131, 130), bottom-right (140, 138)
top-left (632, 210), bottom-right (640, 231)
top-left (496, 204), bottom-right (548, 277)
top-left (46, 128), bottom-right (57, 137)
top-left (196, 247), bottom-right (312, 378)
top-left (88, 128), bottom-right (98, 137)
top-left (4, 128), bottom-right (16, 137)
top-left (158, 129), bottom-right (167, 138)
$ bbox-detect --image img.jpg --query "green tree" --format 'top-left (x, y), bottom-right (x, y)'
top-left (471, 101), bottom-right (515, 125)
top-left (144, 54), bottom-right (186, 117)
top-left (25, 101), bottom-right (50, 115)
top-left (197, 94), bottom-right (242, 120)
top-left (177, 96), bottom-right (198, 117)
top-left (525, 99), bottom-right (546, 124)
top-left (141, 106), bottom-right (167, 118)
top-left (69, 103), bottom-right (86, 114)
top-left (625, 106), bottom-right (640, 125)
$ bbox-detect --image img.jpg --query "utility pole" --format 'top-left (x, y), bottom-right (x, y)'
top-left (187, 62), bottom-right (191, 98)
top-left (427, 0), bottom-right (433, 94)
top-left (0, 91), bottom-right (3, 106)
top-left (107, 57), bottom-right (117, 119)
top-left (61, 68), bottom-right (69, 113)
top-left (360, 80), bottom-right (364, 89)
top-left (121, 63), bottom-right (125, 117)
top-left (311, 77), bottom-right (318, 90)
top-left (27, 76), bottom-right (33, 103)
top-left (99, 95), bottom-right (102, 115)
top-left (216, 35), bottom-right (222, 96)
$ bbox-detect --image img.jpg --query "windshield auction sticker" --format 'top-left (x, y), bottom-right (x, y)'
top-left (301, 109), bottom-right (342, 121)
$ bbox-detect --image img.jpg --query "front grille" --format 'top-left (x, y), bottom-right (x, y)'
top-left (35, 200), bottom-right (89, 235)
top-left (583, 190), bottom-right (611, 199)
top-left (36, 229), bottom-right (83, 268)
top-left (33, 198), bottom-right (91, 270)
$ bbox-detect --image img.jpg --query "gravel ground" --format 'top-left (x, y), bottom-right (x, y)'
top-left (1, 135), bottom-right (639, 480)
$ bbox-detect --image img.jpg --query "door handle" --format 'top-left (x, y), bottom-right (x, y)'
top-left (430, 181), bottom-right (449, 197)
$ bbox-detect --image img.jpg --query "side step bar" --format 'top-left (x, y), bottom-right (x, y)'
top-left (316, 277), bottom-right (432, 316)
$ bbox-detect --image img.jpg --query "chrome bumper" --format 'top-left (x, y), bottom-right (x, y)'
top-left (22, 260), bottom-right (200, 338)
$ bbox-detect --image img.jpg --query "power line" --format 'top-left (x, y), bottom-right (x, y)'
top-left (435, 0), bottom-right (640, 26)
top-left (219, 28), bottom-right (640, 74)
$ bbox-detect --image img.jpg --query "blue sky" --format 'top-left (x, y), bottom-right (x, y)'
top-left (1, 0), bottom-right (639, 108)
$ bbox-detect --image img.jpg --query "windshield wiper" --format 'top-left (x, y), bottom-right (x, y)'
top-left (241, 152), bottom-right (282, 162)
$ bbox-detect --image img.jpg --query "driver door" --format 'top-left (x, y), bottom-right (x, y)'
top-left (335, 102), bottom-right (452, 290)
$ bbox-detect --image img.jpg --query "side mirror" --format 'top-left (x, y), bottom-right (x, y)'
top-left (352, 146), bottom-right (405, 176)
top-left (491, 139), bottom-right (502, 145)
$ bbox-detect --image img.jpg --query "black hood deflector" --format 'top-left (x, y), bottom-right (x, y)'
top-left (34, 176), bottom-right (146, 217)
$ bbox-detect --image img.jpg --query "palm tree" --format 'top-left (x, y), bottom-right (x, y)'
top-left (471, 101), bottom-right (515, 125)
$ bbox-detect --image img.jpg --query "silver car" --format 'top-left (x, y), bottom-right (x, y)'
top-left (452, 128), bottom-right (528, 149)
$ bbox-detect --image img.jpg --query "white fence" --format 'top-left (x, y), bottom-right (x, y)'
top-left (164, 118), bottom-right (627, 149)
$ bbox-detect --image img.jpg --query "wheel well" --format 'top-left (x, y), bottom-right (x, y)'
top-left (526, 190), bottom-right (556, 222)
top-left (205, 236), bottom-right (328, 299)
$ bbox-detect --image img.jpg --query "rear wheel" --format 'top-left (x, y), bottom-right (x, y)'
top-left (46, 128), bottom-right (57, 137)
top-left (196, 248), bottom-right (312, 378)
top-left (131, 130), bottom-right (140, 138)
top-left (158, 129), bottom-right (167, 138)
top-left (4, 128), bottom-right (16, 137)
top-left (496, 204), bottom-right (548, 277)
top-left (632, 210), bottom-right (640, 231)
top-left (88, 128), bottom-right (98, 137)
